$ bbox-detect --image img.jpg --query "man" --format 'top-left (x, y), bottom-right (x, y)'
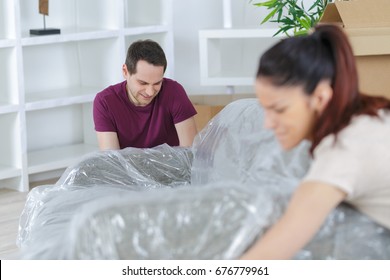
top-left (93, 39), bottom-right (198, 150)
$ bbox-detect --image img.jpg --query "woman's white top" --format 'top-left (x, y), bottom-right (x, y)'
top-left (303, 109), bottom-right (390, 229)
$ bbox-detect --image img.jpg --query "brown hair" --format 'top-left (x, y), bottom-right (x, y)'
top-left (125, 39), bottom-right (167, 74)
top-left (257, 24), bottom-right (390, 154)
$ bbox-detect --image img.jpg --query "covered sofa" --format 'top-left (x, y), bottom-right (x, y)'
top-left (17, 99), bottom-right (390, 259)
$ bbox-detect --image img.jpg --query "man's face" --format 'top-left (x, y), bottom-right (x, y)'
top-left (123, 60), bottom-right (164, 106)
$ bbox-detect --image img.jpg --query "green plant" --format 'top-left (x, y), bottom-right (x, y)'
top-left (251, 0), bottom-right (332, 36)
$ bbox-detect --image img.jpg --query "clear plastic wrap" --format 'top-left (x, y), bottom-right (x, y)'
top-left (70, 188), bottom-right (390, 260)
top-left (17, 98), bottom-right (390, 259)
top-left (18, 185), bottom-right (142, 259)
top-left (17, 144), bottom-right (192, 257)
top-left (190, 99), bottom-right (389, 260)
top-left (299, 204), bottom-right (390, 259)
top-left (57, 144), bottom-right (193, 188)
top-left (68, 183), bottom-right (289, 260)
top-left (191, 99), bottom-right (311, 186)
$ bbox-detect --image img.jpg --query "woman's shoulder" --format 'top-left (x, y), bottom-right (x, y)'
top-left (347, 109), bottom-right (390, 135)
top-left (316, 109), bottom-right (390, 154)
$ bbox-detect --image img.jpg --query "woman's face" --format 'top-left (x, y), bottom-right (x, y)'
top-left (255, 77), bottom-right (318, 150)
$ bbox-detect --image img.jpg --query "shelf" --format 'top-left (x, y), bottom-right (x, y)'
top-left (0, 113), bottom-right (21, 181)
top-left (21, 29), bottom-right (120, 46)
top-left (27, 143), bottom-right (98, 174)
top-left (0, 104), bottom-right (19, 115)
top-left (0, 47), bottom-right (18, 105)
top-left (19, 0), bottom-right (121, 39)
top-left (0, 165), bottom-right (21, 181)
top-left (0, 1), bottom-right (16, 40)
top-left (124, 0), bottom-right (169, 28)
top-left (22, 38), bottom-right (122, 96)
top-left (26, 104), bottom-right (96, 152)
top-left (0, 39), bottom-right (16, 48)
top-left (26, 103), bottom-right (98, 174)
top-left (200, 28), bottom-right (281, 38)
top-left (0, 0), bottom-right (173, 191)
top-left (199, 28), bottom-right (284, 86)
top-left (123, 25), bottom-right (170, 36)
top-left (25, 86), bottom-right (99, 111)
top-left (0, 176), bottom-right (22, 190)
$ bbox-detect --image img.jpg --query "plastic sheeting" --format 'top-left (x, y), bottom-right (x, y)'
top-left (17, 98), bottom-right (390, 259)
top-left (57, 145), bottom-right (193, 188)
top-left (17, 145), bottom-right (193, 259)
top-left (192, 98), bottom-right (311, 186)
top-left (69, 183), bottom-right (288, 260)
top-left (300, 204), bottom-right (390, 259)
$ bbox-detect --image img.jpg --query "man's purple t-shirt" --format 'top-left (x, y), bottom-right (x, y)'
top-left (93, 78), bottom-right (197, 149)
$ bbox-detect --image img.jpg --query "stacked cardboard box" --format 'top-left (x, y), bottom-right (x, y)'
top-left (190, 94), bottom-right (255, 131)
top-left (320, 0), bottom-right (390, 99)
top-left (193, 104), bottom-right (225, 131)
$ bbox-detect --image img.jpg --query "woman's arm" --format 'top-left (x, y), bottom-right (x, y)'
top-left (241, 181), bottom-right (347, 260)
top-left (175, 117), bottom-right (198, 147)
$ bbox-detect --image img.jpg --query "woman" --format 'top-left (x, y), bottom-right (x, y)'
top-left (241, 24), bottom-right (390, 259)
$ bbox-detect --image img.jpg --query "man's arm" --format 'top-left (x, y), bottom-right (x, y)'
top-left (174, 117), bottom-right (198, 147)
top-left (240, 181), bottom-right (346, 259)
top-left (96, 131), bottom-right (120, 150)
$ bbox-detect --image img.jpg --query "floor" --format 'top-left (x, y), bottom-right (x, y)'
top-left (0, 178), bottom-right (58, 259)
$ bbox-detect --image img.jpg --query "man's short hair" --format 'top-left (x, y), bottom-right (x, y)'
top-left (125, 39), bottom-right (167, 74)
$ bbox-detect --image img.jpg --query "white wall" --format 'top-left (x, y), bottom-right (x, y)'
top-left (172, 0), bottom-right (223, 95)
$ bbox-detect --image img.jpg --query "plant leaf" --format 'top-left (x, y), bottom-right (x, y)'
top-left (252, 0), bottom-right (328, 37)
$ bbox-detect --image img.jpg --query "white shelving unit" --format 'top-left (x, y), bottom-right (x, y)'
top-left (199, 0), bottom-right (283, 91)
top-left (0, 0), bottom-right (174, 192)
top-left (199, 28), bottom-right (282, 87)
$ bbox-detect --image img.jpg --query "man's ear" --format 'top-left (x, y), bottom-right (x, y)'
top-left (310, 80), bottom-right (333, 113)
top-left (122, 64), bottom-right (128, 79)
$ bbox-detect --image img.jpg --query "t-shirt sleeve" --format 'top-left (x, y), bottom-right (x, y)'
top-left (169, 81), bottom-right (197, 124)
top-left (93, 93), bottom-right (116, 132)
top-left (302, 135), bottom-right (359, 198)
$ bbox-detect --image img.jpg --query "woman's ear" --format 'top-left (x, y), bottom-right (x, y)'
top-left (310, 80), bottom-right (333, 113)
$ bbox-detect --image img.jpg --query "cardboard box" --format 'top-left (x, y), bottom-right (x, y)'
top-left (190, 94), bottom-right (255, 131)
top-left (320, 0), bottom-right (390, 99)
top-left (193, 104), bottom-right (225, 131)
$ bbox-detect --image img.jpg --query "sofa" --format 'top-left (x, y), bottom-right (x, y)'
top-left (17, 99), bottom-right (390, 259)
